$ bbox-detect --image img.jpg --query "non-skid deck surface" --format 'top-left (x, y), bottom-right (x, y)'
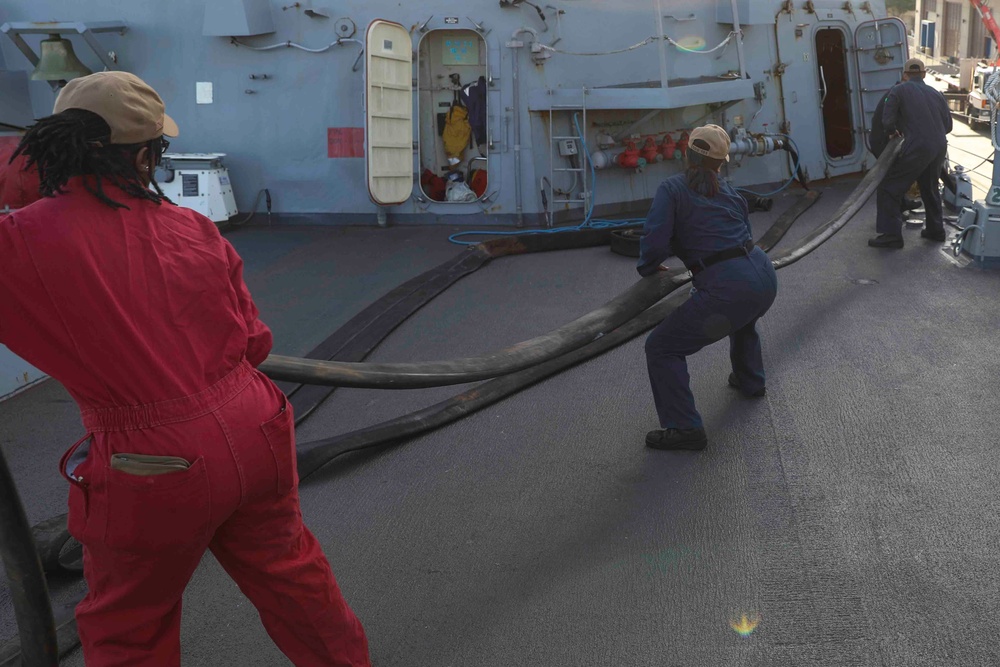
top-left (2, 184), bottom-right (999, 665)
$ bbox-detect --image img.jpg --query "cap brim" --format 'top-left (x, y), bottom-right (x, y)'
top-left (163, 113), bottom-right (179, 138)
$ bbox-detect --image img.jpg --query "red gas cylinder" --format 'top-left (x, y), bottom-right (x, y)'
top-left (659, 133), bottom-right (679, 161)
top-left (640, 137), bottom-right (662, 164)
top-left (615, 141), bottom-right (641, 169)
top-left (676, 131), bottom-right (690, 156)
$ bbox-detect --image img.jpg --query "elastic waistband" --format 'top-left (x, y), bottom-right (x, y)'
top-left (81, 360), bottom-right (257, 432)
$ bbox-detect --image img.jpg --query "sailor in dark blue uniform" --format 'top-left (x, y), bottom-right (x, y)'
top-left (638, 125), bottom-right (778, 451)
top-left (870, 82), bottom-right (922, 213)
top-left (869, 58), bottom-right (952, 248)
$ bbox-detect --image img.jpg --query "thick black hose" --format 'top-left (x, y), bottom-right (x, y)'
top-left (261, 141), bottom-right (900, 393)
top-left (295, 190), bottom-right (823, 480)
top-left (280, 228), bottom-right (632, 422)
top-left (280, 247), bottom-right (493, 424)
top-left (260, 246), bottom-right (691, 389)
top-left (295, 142), bottom-right (896, 476)
top-left (296, 138), bottom-right (903, 473)
top-left (769, 138), bottom-right (901, 270)
top-left (784, 142), bottom-right (810, 190)
top-left (0, 447), bottom-right (58, 666)
top-left (261, 138), bottom-right (898, 392)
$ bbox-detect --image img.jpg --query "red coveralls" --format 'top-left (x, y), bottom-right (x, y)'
top-left (0, 137), bottom-right (42, 209)
top-left (0, 177), bottom-right (371, 666)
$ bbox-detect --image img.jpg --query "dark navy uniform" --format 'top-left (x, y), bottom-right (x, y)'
top-left (869, 89), bottom-right (892, 158)
top-left (638, 174), bottom-right (777, 431)
top-left (877, 78), bottom-right (952, 238)
top-left (871, 87), bottom-right (921, 213)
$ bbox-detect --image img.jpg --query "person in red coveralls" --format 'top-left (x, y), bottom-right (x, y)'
top-left (0, 138), bottom-right (41, 209)
top-left (0, 72), bottom-right (370, 667)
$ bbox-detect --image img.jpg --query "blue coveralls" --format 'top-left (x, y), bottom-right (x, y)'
top-left (876, 78), bottom-right (952, 237)
top-left (638, 174), bottom-right (778, 430)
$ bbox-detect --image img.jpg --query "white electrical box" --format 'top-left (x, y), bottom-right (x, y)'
top-left (558, 139), bottom-right (578, 157)
top-left (157, 153), bottom-right (238, 223)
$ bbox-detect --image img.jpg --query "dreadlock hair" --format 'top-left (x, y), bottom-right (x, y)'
top-left (11, 108), bottom-right (168, 210)
top-left (685, 139), bottom-right (724, 198)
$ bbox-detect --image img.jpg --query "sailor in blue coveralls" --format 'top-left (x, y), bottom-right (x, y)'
top-left (869, 57), bottom-right (952, 248)
top-left (638, 125), bottom-right (778, 451)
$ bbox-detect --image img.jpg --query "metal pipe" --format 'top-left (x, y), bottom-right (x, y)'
top-left (656, 0), bottom-right (669, 88)
top-left (509, 27), bottom-right (537, 228)
top-left (729, 0), bottom-right (747, 80)
top-left (0, 446), bottom-right (59, 666)
top-left (612, 109), bottom-right (664, 142)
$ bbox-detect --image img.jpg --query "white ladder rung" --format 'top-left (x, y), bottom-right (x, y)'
top-left (547, 89), bottom-right (588, 228)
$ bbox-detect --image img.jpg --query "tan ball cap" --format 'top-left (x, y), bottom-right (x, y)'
top-left (54, 71), bottom-right (179, 145)
top-left (903, 58), bottom-right (926, 74)
top-left (688, 124), bottom-right (731, 162)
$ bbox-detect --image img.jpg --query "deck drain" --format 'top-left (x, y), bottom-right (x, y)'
top-left (851, 278), bottom-right (879, 285)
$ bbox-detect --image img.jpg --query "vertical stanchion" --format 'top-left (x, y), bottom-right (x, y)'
top-left (0, 447), bottom-right (58, 666)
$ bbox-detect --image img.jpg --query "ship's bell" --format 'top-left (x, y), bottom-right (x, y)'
top-left (30, 35), bottom-right (92, 82)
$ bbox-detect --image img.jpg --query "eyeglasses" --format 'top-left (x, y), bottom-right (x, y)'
top-left (159, 137), bottom-right (170, 156)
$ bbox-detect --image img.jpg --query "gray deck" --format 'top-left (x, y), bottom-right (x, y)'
top-left (3, 180), bottom-right (1000, 666)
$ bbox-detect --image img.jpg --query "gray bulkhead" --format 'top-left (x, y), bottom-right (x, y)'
top-left (0, 0), bottom-right (897, 227)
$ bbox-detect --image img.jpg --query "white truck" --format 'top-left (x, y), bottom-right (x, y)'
top-left (968, 64), bottom-right (1000, 128)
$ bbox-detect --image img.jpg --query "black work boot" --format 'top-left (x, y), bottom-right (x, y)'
top-left (728, 372), bottom-right (766, 398)
top-left (868, 234), bottom-right (904, 249)
top-left (645, 427), bottom-right (708, 451)
top-left (920, 228), bottom-right (946, 242)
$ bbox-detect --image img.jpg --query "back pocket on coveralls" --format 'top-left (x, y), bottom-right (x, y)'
top-left (261, 399), bottom-right (297, 496)
top-left (104, 456), bottom-right (211, 553)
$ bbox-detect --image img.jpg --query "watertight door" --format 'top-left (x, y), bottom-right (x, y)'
top-left (854, 18), bottom-right (907, 153)
top-left (365, 20), bottom-right (413, 206)
top-left (776, 17), bottom-right (863, 179)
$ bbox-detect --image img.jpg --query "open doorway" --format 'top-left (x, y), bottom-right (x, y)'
top-left (416, 29), bottom-right (489, 203)
top-left (815, 27), bottom-right (855, 159)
